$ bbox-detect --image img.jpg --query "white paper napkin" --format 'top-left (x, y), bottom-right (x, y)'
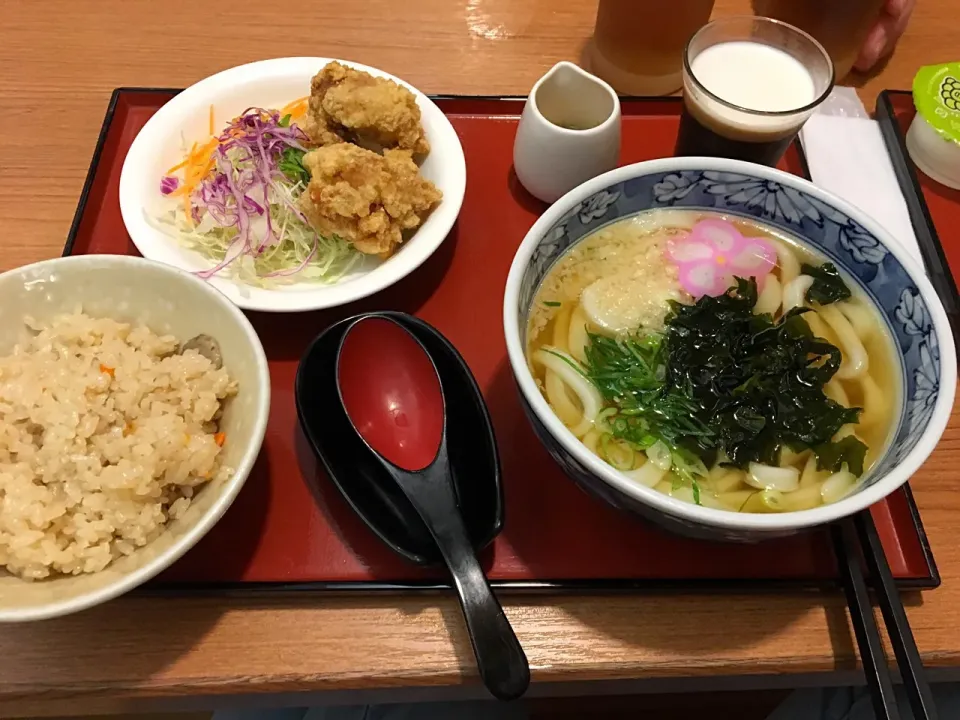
top-left (799, 91), bottom-right (924, 271)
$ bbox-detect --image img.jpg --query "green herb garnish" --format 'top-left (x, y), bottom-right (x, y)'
top-left (543, 300), bottom-right (562, 307)
top-left (278, 113), bottom-right (292, 128)
top-left (802, 262), bottom-right (851, 305)
top-left (585, 332), bottom-right (711, 447)
top-left (584, 331), bottom-right (711, 500)
top-left (278, 147), bottom-right (310, 186)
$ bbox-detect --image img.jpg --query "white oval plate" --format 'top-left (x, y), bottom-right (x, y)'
top-left (119, 57), bottom-right (466, 313)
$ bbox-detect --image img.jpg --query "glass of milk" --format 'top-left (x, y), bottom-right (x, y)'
top-left (674, 15), bottom-right (835, 167)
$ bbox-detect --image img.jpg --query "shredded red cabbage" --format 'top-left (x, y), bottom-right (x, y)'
top-left (177, 108), bottom-right (321, 280)
top-left (160, 176), bottom-right (179, 195)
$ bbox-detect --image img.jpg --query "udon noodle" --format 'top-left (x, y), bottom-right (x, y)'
top-left (526, 210), bottom-right (900, 513)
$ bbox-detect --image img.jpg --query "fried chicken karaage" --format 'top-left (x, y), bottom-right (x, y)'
top-left (306, 61), bottom-right (430, 155)
top-left (299, 144), bottom-right (442, 257)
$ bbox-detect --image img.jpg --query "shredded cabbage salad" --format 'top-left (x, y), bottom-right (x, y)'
top-left (153, 105), bottom-right (360, 287)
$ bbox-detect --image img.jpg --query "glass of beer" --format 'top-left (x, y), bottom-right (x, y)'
top-left (675, 16), bottom-right (834, 167)
top-left (752, 0), bottom-right (886, 80)
top-left (588, 0), bottom-right (716, 96)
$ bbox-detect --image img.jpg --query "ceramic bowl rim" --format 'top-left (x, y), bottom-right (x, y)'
top-left (503, 156), bottom-right (957, 532)
top-left (0, 254), bottom-right (271, 621)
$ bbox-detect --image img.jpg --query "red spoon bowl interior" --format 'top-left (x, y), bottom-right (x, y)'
top-left (336, 316), bottom-right (446, 472)
top-left (295, 312), bottom-right (504, 565)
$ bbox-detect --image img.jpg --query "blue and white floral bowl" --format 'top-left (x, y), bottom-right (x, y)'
top-left (503, 158), bottom-right (957, 541)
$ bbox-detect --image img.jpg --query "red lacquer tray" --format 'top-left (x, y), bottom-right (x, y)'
top-left (65, 90), bottom-right (938, 591)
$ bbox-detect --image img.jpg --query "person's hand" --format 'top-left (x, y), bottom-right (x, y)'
top-left (854, 0), bottom-right (916, 72)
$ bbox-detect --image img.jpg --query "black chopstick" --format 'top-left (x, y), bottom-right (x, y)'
top-left (832, 518), bottom-right (902, 720)
top-left (832, 513), bottom-right (937, 720)
top-left (875, 91), bottom-right (960, 351)
top-left (854, 511), bottom-right (938, 720)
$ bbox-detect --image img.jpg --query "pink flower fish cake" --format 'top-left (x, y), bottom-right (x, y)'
top-left (666, 219), bottom-right (777, 298)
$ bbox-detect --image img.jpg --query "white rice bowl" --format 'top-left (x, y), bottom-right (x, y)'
top-left (0, 255), bottom-right (269, 621)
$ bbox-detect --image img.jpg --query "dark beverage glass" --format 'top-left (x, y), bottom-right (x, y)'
top-left (675, 16), bottom-right (834, 166)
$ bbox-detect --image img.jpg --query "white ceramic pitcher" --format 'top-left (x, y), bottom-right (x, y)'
top-left (513, 61), bottom-right (622, 204)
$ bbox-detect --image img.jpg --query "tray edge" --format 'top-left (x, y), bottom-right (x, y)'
top-left (63, 89), bottom-right (125, 257)
top-left (875, 90), bottom-right (960, 338)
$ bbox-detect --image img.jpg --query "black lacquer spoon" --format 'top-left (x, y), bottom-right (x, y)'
top-left (332, 315), bottom-right (529, 701)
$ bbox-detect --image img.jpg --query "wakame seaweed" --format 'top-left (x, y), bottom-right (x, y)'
top-left (662, 277), bottom-right (866, 472)
top-left (802, 262), bottom-right (852, 305)
top-left (581, 276), bottom-right (868, 488)
top-left (813, 435), bottom-right (868, 476)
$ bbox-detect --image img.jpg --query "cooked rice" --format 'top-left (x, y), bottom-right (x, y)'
top-left (0, 311), bottom-right (237, 580)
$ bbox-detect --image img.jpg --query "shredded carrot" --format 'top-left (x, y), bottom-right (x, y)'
top-left (99, 364), bottom-right (115, 377)
top-left (214, 432), bottom-right (226, 447)
top-left (280, 96), bottom-right (309, 122)
top-left (164, 135), bottom-right (220, 225)
top-left (209, 104), bottom-right (215, 135)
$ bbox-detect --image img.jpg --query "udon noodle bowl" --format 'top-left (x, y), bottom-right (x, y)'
top-left (526, 209), bottom-right (899, 513)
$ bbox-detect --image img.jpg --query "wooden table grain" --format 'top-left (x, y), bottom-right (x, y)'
top-left (2, 0), bottom-right (960, 715)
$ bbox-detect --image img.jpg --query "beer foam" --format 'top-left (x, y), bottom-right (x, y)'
top-left (686, 41), bottom-right (819, 139)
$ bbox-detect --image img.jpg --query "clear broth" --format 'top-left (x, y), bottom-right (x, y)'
top-left (526, 209), bottom-right (901, 512)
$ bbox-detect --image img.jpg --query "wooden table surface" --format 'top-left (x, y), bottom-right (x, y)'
top-left (2, 0), bottom-right (960, 715)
